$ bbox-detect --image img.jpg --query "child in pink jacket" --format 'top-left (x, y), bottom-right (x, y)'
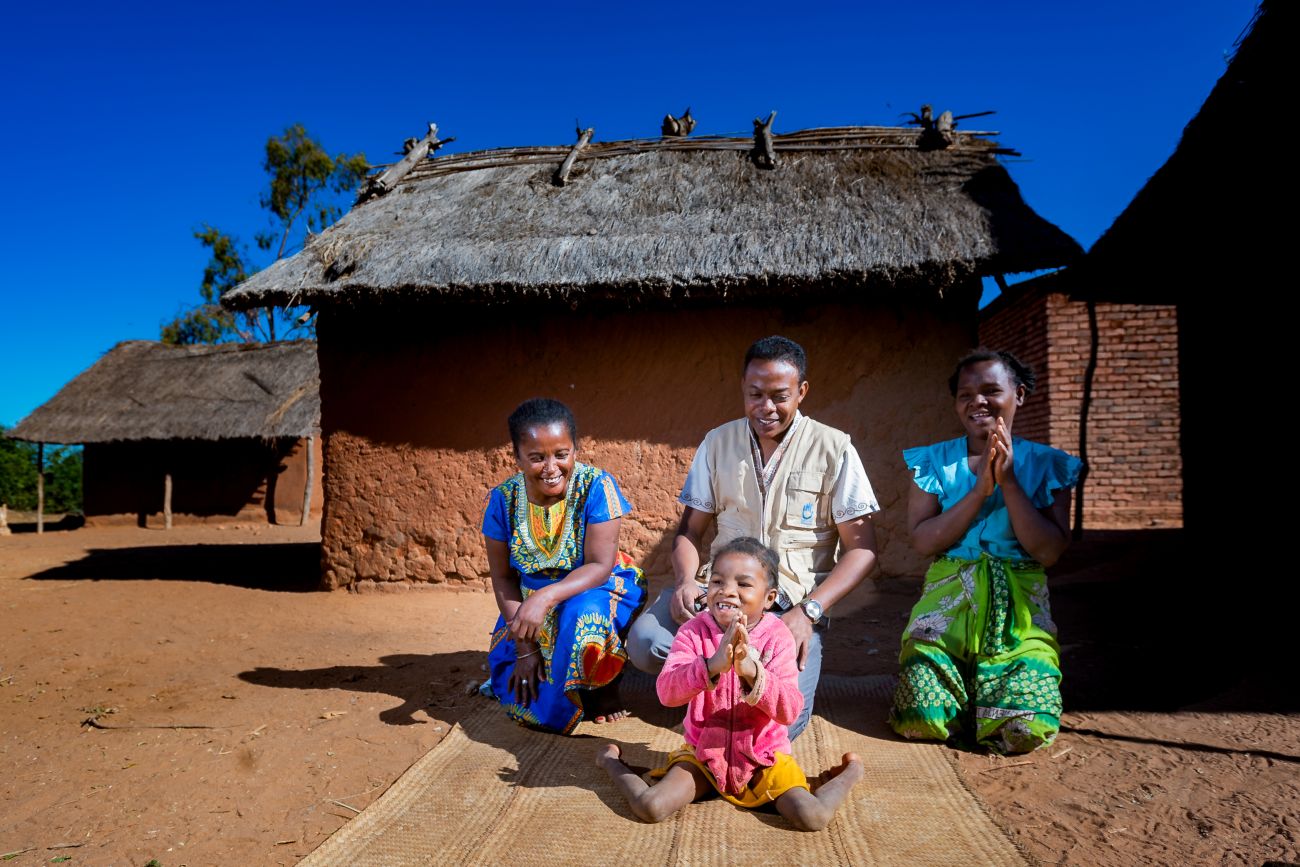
top-left (597, 537), bottom-right (862, 831)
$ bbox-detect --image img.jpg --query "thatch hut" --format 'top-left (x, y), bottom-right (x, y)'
top-left (9, 340), bottom-right (322, 527)
top-left (223, 121), bottom-right (1080, 590)
top-left (1042, 1), bottom-right (1280, 534)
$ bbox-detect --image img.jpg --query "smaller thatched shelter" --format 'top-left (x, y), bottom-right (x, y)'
top-left (9, 340), bottom-right (322, 527)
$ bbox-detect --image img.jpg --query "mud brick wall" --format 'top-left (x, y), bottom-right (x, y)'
top-left (315, 294), bottom-right (982, 592)
top-left (981, 287), bottom-right (1182, 529)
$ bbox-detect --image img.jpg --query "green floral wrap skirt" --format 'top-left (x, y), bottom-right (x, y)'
top-left (889, 555), bottom-right (1062, 754)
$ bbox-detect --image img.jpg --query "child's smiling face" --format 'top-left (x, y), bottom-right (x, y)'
top-left (707, 551), bottom-right (778, 629)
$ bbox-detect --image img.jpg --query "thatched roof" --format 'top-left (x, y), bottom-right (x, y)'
top-left (223, 125), bottom-right (1080, 310)
top-left (9, 340), bottom-right (319, 444)
top-left (1066, 2), bottom-right (1278, 303)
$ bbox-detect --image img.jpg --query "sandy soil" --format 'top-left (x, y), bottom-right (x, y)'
top-left (0, 524), bottom-right (1296, 866)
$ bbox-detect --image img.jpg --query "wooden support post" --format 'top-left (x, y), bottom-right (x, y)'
top-left (36, 443), bottom-right (44, 534)
top-left (358, 123), bottom-right (453, 202)
top-left (553, 127), bottom-right (594, 186)
top-left (299, 435), bottom-right (315, 527)
top-left (163, 472), bottom-right (173, 530)
top-left (751, 111), bottom-right (777, 169)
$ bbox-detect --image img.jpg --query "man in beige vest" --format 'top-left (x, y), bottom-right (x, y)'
top-left (627, 336), bottom-right (879, 739)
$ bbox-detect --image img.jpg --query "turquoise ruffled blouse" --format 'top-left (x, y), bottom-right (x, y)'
top-left (902, 436), bottom-right (1082, 561)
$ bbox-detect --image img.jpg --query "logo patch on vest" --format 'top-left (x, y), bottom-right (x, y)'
top-left (801, 502), bottom-right (815, 525)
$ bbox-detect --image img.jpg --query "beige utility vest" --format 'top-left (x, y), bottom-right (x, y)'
top-left (703, 417), bottom-right (850, 606)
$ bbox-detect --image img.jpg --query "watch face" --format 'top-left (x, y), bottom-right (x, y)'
top-left (803, 600), bottom-right (822, 621)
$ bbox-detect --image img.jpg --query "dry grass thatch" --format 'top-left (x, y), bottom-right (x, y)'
top-left (9, 341), bottom-right (319, 445)
top-left (222, 125), bottom-right (1080, 310)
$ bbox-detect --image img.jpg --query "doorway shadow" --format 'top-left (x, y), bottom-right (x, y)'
top-left (23, 542), bottom-right (322, 592)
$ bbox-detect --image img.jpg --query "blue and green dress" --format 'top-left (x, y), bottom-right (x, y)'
top-left (482, 463), bottom-right (647, 734)
top-left (889, 436), bottom-right (1081, 754)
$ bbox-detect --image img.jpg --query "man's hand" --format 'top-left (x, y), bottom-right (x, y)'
top-left (781, 607), bottom-right (814, 671)
top-left (670, 581), bottom-right (703, 626)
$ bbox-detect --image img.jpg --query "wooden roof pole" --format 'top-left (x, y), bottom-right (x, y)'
top-left (752, 112), bottom-right (777, 169)
top-left (359, 123), bottom-right (454, 201)
top-left (554, 127), bottom-right (594, 186)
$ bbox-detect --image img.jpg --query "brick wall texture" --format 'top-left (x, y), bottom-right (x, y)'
top-left (981, 286), bottom-right (1182, 529)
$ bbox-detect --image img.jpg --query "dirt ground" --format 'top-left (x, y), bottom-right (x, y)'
top-left (1, 523), bottom-right (1296, 866)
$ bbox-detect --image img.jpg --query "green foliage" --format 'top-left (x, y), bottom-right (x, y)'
top-left (162, 125), bottom-right (369, 345)
top-left (0, 427), bottom-right (83, 513)
top-left (0, 430), bottom-right (33, 508)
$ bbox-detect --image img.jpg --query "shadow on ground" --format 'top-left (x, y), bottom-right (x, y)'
top-left (239, 651), bottom-right (490, 725)
top-left (1031, 528), bottom-right (1293, 714)
top-left (23, 542), bottom-right (322, 591)
top-left (5, 514), bottom-right (86, 533)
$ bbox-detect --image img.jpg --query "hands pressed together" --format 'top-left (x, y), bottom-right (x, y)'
top-left (977, 417), bottom-right (1019, 497)
top-left (706, 617), bottom-right (760, 686)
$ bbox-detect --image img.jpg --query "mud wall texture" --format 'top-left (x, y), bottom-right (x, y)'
top-left (982, 288), bottom-right (1182, 529)
top-left (316, 295), bottom-right (979, 591)
top-left (84, 436), bottom-right (323, 526)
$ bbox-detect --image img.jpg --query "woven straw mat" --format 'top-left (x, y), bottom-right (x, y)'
top-left (298, 674), bottom-right (1025, 866)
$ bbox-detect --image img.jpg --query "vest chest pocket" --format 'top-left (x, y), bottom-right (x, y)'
top-left (783, 471), bottom-right (829, 530)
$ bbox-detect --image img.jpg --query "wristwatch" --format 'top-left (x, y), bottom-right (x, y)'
top-left (799, 598), bottom-right (824, 624)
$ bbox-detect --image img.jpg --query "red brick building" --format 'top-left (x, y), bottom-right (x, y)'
top-left (980, 278), bottom-right (1182, 529)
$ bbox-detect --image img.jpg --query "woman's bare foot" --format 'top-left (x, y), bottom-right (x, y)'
top-left (584, 682), bottom-right (633, 724)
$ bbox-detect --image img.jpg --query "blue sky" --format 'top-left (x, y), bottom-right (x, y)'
top-left (0, 0), bottom-right (1256, 428)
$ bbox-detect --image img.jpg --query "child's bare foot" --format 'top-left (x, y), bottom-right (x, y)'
top-left (595, 743), bottom-right (624, 769)
top-left (819, 752), bottom-right (865, 787)
top-left (594, 709), bottom-right (632, 724)
top-left (836, 751), bottom-right (864, 775)
top-left (778, 753), bottom-right (865, 832)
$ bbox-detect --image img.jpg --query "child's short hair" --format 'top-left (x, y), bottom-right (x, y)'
top-left (712, 537), bottom-right (780, 588)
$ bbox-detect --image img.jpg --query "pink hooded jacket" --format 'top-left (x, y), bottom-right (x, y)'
top-left (656, 610), bottom-right (804, 795)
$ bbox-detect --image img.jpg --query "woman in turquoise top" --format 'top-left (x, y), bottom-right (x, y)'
top-left (889, 350), bottom-right (1081, 753)
top-left (483, 398), bottom-right (646, 734)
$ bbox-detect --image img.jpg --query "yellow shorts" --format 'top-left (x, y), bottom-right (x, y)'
top-left (650, 744), bottom-right (809, 808)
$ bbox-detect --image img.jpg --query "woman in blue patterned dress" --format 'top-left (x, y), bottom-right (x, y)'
top-left (482, 398), bottom-right (647, 734)
top-left (889, 350), bottom-right (1081, 754)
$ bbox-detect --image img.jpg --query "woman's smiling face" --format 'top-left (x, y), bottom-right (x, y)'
top-left (953, 359), bottom-right (1024, 441)
top-left (514, 422), bottom-right (576, 505)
